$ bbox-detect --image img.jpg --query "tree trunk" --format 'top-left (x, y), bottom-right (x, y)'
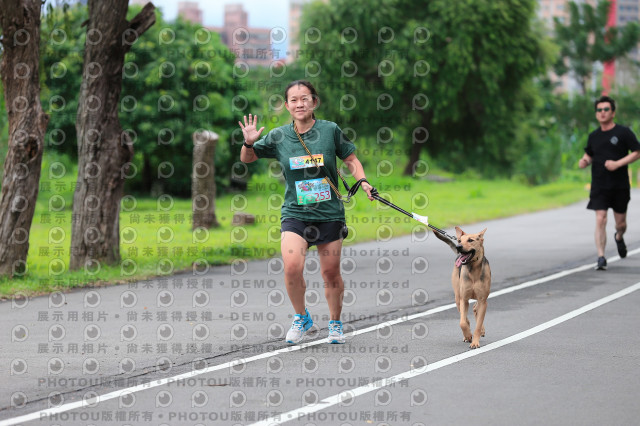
top-left (142, 153), bottom-right (153, 193)
top-left (404, 142), bottom-right (424, 176)
top-left (70, 0), bottom-right (155, 270)
top-left (0, 0), bottom-right (50, 277)
top-left (403, 110), bottom-right (433, 176)
top-left (192, 130), bottom-right (220, 229)
top-left (579, 75), bottom-right (587, 96)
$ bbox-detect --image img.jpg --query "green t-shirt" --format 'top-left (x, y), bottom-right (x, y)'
top-left (252, 120), bottom-right (356, 222)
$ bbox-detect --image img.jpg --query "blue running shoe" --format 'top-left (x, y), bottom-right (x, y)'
top-left (327, 320), bottom-right (345, 344)
top-left (286, 309), bottom-right (313, 344)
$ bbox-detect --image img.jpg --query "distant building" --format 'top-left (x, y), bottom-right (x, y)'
top-left (177, 1), bottom-right (203, 24)
top-left (217, 4), bottom-right (273, 67)
top-left (176, 2), bottom-right (274, 67)
top-left (613, 0), bottom-right (640, 89)
top-left (288, 0), bottom-right (329, 63)
top-left (538, 0), bottom-right (640, 92)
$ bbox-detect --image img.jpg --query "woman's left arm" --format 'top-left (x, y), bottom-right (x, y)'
top-left (342, 153), bottom-right (373, 200)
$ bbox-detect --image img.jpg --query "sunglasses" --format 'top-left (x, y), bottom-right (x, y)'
top-left (596, 107), bottom-right (611, 112)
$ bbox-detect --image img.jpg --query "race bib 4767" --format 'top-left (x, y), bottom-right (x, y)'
top-left (289, 154), bottom-right (324, 170)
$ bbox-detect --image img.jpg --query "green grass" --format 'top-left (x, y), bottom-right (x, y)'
top-left (0, 164), bottom-right (591, 297)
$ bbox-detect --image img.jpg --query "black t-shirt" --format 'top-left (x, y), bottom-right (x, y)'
top-left (585, 124), bottom-right (640, 190)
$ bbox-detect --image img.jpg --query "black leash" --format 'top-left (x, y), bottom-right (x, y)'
top-left (348, 181), bottom-right (457, 243)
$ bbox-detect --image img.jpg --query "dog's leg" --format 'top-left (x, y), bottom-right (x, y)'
top-left (452, 267), bottom-right (461, 312)
top-left (470, 300), bottom-right (488, 349)
top-left (459, 299), bottom-right (472, 343)
top-left (473, 303), bottom-right (485, 337)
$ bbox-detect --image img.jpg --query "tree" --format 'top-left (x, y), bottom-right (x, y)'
top-left (40, 2), bottom-right (85, 159)
top-left (118, 12), bottom-right (237, 196)
top-left (0, 0), bottom-right (49, 277)
top-left (0, 81), bottom-right (7, 143)
top-left (70, 0), bottom-right (155, 270)
top-left (298, 0), bottom-right (552, 176)
top-left (40, 5), bottom-right (239, 196)
top-left (553, 0), bottom-right (640, 95)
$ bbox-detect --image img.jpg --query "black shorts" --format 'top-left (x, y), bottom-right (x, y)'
top-left (280, 218), bottom-right (348, 247)
top-left (587, 187), bottom-right (630, 213)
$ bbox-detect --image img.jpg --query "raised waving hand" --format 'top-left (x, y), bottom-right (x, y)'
top-left (238, 114), bottom-right (265, 145)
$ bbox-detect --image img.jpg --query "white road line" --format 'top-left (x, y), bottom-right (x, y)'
top-left (250, 281), bottom-right (640, 426)
top-left (488, 248), bottom-right (636, 298)
top-left (352, 248), bottom-right (639, 333)
top-left (1, 249), bottom-right (637, 426)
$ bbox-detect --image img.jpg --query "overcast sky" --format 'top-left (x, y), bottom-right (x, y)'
top-left (150, 0), bottom-right (291, 53)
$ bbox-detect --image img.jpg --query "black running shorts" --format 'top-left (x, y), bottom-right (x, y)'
top-left (587, 187), bottom-right (631, 213)
top-left (280, 218), bottom-right (348, 247)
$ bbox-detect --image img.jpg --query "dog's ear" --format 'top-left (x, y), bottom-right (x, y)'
top-left (455, 226), bottom-right (465, 239)
top-left (479, 228), bottom-right (487, 238)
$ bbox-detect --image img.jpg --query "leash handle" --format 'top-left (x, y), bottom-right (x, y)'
top-left (345, 178), bottom-right (369, 202)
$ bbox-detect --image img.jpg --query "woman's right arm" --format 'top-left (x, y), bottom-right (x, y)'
top-left (240, 144), bottom-right (259, 163)
top-left (238, 114), bottom-right (264, 164)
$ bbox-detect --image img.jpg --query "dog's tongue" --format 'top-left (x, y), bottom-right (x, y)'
top-left (455, 254), bottom-right (470, 268)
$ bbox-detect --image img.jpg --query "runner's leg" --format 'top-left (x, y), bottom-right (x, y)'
top-left (281, 231), bottom-right (308, 315)
top-left (595, 210), bottom-right (607, 257)
top-left (613, 211), bottom-right (627, 240)
top-left (318, 238), bottom-right (344, 321)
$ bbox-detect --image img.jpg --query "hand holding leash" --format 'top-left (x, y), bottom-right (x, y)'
top-left (361, 181), bottom-right (374, 200)
top-left (345, 178), bottom-right (373, 202)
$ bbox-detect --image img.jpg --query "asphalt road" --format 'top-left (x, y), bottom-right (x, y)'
top-left (1, 190), bottom-right (639, 426)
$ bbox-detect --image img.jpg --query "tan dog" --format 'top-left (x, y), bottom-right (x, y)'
top-left (434, 226), bottom-right (490, 349)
